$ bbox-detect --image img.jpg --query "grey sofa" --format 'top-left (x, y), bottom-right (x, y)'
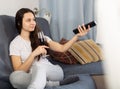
top-left (0, 15), bottom-right (104, 89)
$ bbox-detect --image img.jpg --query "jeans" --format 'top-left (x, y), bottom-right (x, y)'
top-left (9, 58), bottom-right (64, 89)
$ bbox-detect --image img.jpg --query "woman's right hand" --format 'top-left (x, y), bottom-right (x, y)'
top-left (32, 45), bottom-right (49, 57)
top-left (76, 25), bottom-right (90, 37)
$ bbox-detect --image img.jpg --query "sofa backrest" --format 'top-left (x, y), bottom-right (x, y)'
top-left (0, 15), bottom-right (51, 82)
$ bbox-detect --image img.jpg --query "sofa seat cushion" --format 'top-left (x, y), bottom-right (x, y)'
top-left (49, 57), bottom-right (104, 76)
top-left (45, 74), bottom-right (95, 89)
top-left (0, 80), bottom-right (14, 89)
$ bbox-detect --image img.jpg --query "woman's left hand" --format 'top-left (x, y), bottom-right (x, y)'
top-left (76, 24), bottom-right (90, 37)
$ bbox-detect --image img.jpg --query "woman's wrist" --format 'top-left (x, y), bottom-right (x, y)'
top-left (30, 52), bottom-right (36, 58)
top-left (74, 34), bottom-right (79, 41)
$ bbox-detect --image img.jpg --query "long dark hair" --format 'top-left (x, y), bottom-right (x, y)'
top-left (15, 8), bottom-right (41, 56)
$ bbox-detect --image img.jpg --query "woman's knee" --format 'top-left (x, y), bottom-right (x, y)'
top-left (9, 71), bottom-right (31, 88)
top-left (47, 65), bottom-right (64, 81)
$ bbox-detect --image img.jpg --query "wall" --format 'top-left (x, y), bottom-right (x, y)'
top-left (0, 0), bottom-right (39, 16)
top-left (96, 0), bottom-right (120, 89)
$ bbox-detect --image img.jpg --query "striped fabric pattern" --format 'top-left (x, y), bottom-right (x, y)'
top-left (68, 39), bottom-right (103, 64)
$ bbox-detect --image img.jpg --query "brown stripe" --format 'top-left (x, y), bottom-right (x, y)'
top-left (81, 41), bottom-right (99, 62)
top-left (77, 42), bottom-right (93, 63)
top-left (87, 40), bottom-right (104, 60)
top-left (69, 48), bottom-right (86, 64)
top-left (72, 43), bottom-right (90, 63)
top-left (78, 41), bottom-right (96, 62)
top-left (84, 40), bottom-right (101, 60)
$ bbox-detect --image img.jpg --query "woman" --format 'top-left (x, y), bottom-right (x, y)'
top-left (9, 8), bottom-right (90, 89)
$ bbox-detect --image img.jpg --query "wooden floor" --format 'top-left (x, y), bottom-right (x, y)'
top-left (91, 75), bottom-right (107, 89)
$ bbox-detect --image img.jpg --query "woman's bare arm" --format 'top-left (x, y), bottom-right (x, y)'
top-left (11, 53), bottom-right (35, 72)
top-left (11, 45), bottom-right (49, 72)
top-left (48, 25), bottom-right (90, 52)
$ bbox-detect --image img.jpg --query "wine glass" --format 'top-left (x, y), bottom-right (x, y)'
top-left (38, 31), bottom-right (49, 59)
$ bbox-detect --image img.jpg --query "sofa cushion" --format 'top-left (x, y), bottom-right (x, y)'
top-left (45, 74), bottom-right (95, 89)
top-left (0, 44), bottom-right (13, 80)
top-left (0, 16), bottom-right (19, 80)
top-left (0, 81), bottom-right (14, 89)
top-left (68, 39), bottom-right (104, 64)
top-left (49, 56), bottom-right (104, 76)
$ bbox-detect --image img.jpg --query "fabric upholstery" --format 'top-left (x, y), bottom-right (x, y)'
top-left (0, 80), bottom-right (13, 89)
top-left (0, 16), bottom-right (16, 81)
top-left (68, 39), bottom-right (103, 64)
top-left (45, 74), bottom-right (95, 89)
top-left (0, 15), bottom-right (16, 89)
top-left (49, 58), bottom-right (104, 77)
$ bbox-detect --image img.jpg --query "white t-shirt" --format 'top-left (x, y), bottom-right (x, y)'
top-left (9, 35), bottom-right (52, 63)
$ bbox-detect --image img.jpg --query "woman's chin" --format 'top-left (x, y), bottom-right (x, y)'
top-left (30, 29), bottom-right (35, 32)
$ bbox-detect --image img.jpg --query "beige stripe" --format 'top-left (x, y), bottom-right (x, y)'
top-left (85, 39), bottom-right (104, 60)
top-left (68, 48), bottom-right (86, 64)
top-left (82, 40), bottom-right (99, 62)
top-left (76, 42), bottom-right (94, 63)
top-left (79, 41), bottom-right (98, 62)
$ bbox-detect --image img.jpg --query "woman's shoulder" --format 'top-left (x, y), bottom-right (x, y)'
top-left (10, 35), bottom-right (21, 43)
top-left (10, 35), bottom-right (22, 46)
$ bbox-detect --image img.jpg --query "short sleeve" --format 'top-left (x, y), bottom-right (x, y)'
top-left (9, 41), bottom-right (20, 56)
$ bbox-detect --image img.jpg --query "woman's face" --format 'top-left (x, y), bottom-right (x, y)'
top-left (22, 12), bottom-right (36, 32)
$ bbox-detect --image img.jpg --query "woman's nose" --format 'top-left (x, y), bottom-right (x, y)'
top-left (31, 20), bottom-right (36, 25)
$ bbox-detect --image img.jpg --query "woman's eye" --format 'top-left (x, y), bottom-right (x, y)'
top-left (26, 19), bottom-right (31, 22)
top-left (27, 19), bottom-right (36, 22)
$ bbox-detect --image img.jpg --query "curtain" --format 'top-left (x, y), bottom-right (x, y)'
top-left (39, 0), bottom-right (96, 41)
